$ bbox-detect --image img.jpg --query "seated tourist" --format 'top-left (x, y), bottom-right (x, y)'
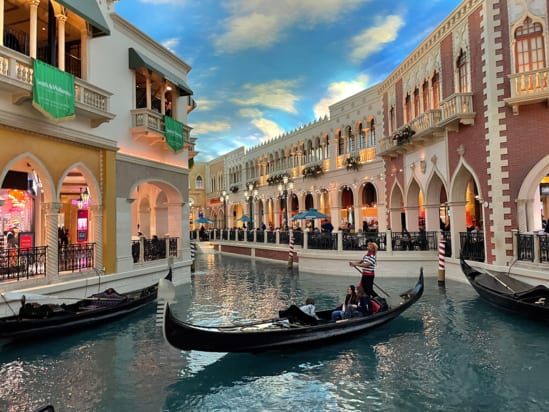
top-left (345, 287), bottom-right (372, 318)
top-left (331, 285), bottom-right (358, 320)
top-left (300, 298), bottom-right (319, 319)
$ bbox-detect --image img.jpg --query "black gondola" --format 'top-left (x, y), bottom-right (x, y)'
top-left (158, 270), bottom-right (424, 353)
top-left (460, 257), bottom-right (549, 321)
top-left (0, 269), bottom-right (172, 340)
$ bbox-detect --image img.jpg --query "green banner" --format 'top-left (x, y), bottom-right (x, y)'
top-left (164, 115), bottom-right (184, 152)
top-left (32, 59), bottom-right (75, 122)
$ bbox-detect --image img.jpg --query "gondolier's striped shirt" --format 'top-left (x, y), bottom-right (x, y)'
top-left (361, 254), bottom-right (376, 276)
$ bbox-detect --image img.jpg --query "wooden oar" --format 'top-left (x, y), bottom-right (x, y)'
top-left (352, 265), bottom-right (391, 297)
top-left (484, 270), bottom-right (516, 294)
top-left (2, 292), bottom-right (125, 302)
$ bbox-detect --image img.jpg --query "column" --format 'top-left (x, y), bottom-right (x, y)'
top-left (80, 28), bottom-right (89, 80)
top-left (29, 0), bottom-right (40, 58)
top-left (0, 0), bottom-right (4, 46)
top-left (56, 13), bottom-right (67, 71)
top-left (88, 204), bottom-right (103, 272)
top-left (43, 202), bottom-right (62, 280)
top-left (423, 203), bottom-right (441, 232)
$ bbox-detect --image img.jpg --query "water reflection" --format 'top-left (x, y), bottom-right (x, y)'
top-left (0, 253), bottom-right (548, 411)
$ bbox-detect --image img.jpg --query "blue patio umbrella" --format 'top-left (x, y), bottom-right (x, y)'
top-left (236, 215), bottom-right (251, 222)
top-left (195, 217), bottom-right (214, 224)
top-left (291, 208), bottom-right (329, 220)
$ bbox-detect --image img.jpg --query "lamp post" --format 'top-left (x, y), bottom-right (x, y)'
top-left (245, 183), bottom-right (258, 230)
top-left (219, 191), bottom-right (229, 229)
top-left (278, 176), bottom-right (294, 230)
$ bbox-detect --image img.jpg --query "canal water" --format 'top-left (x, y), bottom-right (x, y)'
top-left (1, 253), bottom-right (548, 412)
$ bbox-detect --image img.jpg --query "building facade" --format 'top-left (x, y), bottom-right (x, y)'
top-left (0, 0), bottom-right (196, 300)
top-left (199, 0), bottom-right (549, 277)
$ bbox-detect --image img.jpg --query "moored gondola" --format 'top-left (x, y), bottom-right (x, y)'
top-left (460, 256), bottom-right (549, 321)
top-left (158, 269), bottom-right (424, 353)
top-left (0, 268), bottom-right (172, 340)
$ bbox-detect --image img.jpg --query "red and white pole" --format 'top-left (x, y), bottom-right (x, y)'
top-left (288, 233), bottom-right (294, 269)
top-left (438, 234), bottom-right (446, 286)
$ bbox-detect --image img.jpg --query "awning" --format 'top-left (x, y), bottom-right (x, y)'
top-left (129, 48), bottom-right (193, 96)
top-left (55, 0), bottom-right (110, 36)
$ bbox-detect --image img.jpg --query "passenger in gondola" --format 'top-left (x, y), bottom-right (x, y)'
top-left (300, 298), bottom-right (319, 320)
top-left (331, 285), bottom-right (358, 320)
top-left (344, 286), bottom-right (372, 318)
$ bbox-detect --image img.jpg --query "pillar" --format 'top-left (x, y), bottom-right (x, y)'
top-left (44, 202), bottom-right (62, 281)
top-left (29, 0), bottom-right (40, 58)
top-left (88, 204), bottom-right (103, 272)
top-left (56, 13), bottom-right (67, 71)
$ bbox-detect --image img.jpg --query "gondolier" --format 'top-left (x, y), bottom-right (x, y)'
top-left (349, 242), bottom-right (379, 298)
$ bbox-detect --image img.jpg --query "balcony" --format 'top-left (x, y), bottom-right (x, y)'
top-left (377, 93), bottom-right (476, 157)
top-left (377, 110), bottom-right (443, 157)
top-left (439, 92), bottom-right (475, 129)
top-left (0, 46), bottom-right (115, 127)
top-left (130, 108), bottom-right (192, 150)
top-left (505, 68), bottom-right (549, 115)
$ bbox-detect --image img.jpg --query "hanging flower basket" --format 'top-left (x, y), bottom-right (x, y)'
top-left (346, 156), bottom-right (360, 171)
top-left (302, 164), bottom-right (323, 178)
top-left (392, 125), bottom-right (416, 145)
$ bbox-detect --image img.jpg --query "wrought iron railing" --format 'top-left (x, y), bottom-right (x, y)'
top-left (459, 232), bottom-right (485, 262)
top-left (517, 233), bottom-right (534, 262)
top-left (0, 246), bottom-right (47, 280)
top-left (59, 243), bottom-right (95, 272)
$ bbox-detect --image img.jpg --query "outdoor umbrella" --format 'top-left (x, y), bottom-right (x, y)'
top-left (236, 215), bottom-right (251, 222)
top-left (195, 217), bottom-right (214, 224)
top-left (291, 208), bottom-right (329, 230)
top-left (291, 208), bottom-right (329, 220)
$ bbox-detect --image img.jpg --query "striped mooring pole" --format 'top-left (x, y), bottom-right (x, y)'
top-left (190, 240), bottom-right (196, 272)
top-left (288, 234), bottom-right (294, 269)
top-left (438, 234), bottom-right (446, 286)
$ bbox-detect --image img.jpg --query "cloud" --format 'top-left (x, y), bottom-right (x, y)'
top-left (162, 37), bottom-right (180, 53)
top-left (191, 121), bottom-right (231, 136)
top-left (252, 118), bottom-right (286, 141)
top-left (313, 75), bottom-right (369, 118)
top-left (139, 0), bottom-right (185, 4)
top-left (349, 15), bottom-right (404, 63)
top-left (231, 79), bottom-right (300, 113)
top-left (195, 98), bottom-right (217, 111)
top-left (240, 108), bottom-right (263, 118)
top-left (214, 0), bottom-right (365, 53)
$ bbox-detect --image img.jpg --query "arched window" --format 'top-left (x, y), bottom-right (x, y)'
top-left (413, 87), bottom-right (420, 117)
top-left (422, 80), bottom-right (430, 111)
top-left (405, 93), bottom-right (412, 123)
top-left (389, 106), bottom-right (396, 135)
top-left (457, 49), bottom-right (470, 92)
top-left (338, 131), bottom-right (344, 155)
top-left (346, 126), bottom-right (354, 153)
top-left (432, 72), bottom-right (440, 109)
top-left (515, 17), bottom-right (545, 73)
top-left (368, 118), bottom-right (376, 147)
top-left (195, 175), bottom-right (203, 189)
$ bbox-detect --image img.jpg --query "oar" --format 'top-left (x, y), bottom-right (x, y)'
top-left (352, 265), bottom-right (391, 297)
top-left (2, 292), bottom-right (124, 302)
top-left (0, 293), bottom-right (18, 316)
top-left (484, 270), bottom-right (516, 294)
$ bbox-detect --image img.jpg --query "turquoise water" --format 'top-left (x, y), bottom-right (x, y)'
top-left (1, 253), bottom-right (548, 412)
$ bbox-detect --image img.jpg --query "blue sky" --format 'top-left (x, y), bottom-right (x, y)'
top-left (115, 0), bottom-right (462, 162)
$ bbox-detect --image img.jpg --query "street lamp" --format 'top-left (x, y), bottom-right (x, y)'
top-left (245, 183), bottom-right (258, 230)
top-left (278, 176), bottom-right (294, 230)
top-left (219, 191), bottom-right (229, 229)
